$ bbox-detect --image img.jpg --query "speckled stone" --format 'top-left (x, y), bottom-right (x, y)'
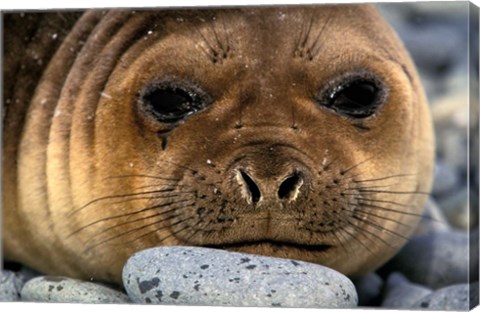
top-left (0, 271), bottom-right (21, 302)
top-left (412, 283), bottom-right (478, 310)
top-left (382, 230), bottom-right (468, 289)
top-left (123, 246), bottom-right (358, 308)
top-left (381, 272), bottom-right (433, 308)
top-left (21, 276), bottom-right (130, 303)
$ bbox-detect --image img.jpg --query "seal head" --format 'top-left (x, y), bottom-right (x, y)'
top-left (3, 5), bottom-right (434, 284)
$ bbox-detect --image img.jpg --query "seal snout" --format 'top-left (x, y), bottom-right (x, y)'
top-left (235, 168), bottom-right (305, 205)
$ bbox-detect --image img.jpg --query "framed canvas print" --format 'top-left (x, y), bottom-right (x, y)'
top-left (1, 0), bottom-right (479, 310)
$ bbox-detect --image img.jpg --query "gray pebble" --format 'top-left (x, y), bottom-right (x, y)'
top-left (471, 228), bottom-right (479, 283)
top-left (414, 198), bottom-right (450, 236)
top-left (0, 271), bottom-right (21, 302)
top-left (381, 272), bottom-right (433, 308)
top-left (16, 266), bottom-right (42, 285)
top-left (432, 162), bottom-right (460, 197)
top-left (412, 283), bottom-right (478, 310)
top-left (378, 3), bottom-right (468, 100)
top-left (352, 272), bottom-right (383, 306)
top-left (383, 230), bottom-right (468, 289)
top-left (437, 187), bottom-right (470, 229)
top-left (123, 246), bottom-right (358, 308)
top-left (21, 276), bottom-right (130, 303)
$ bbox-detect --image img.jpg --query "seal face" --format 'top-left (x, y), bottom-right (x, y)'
top-left (3, 5), bottom-right (434, 284)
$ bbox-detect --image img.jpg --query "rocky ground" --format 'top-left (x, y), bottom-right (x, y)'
top-left (1, 2), bottom-right (479, 310)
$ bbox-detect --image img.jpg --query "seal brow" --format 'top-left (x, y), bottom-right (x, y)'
top-left (192, 16), bottom-right (230, 64)
top-left (293, 13), bottom-right (332, 61)
top-left (293, 13), bottom-right (313, 58)
top-left (308, 14), bottom-right (333, 60)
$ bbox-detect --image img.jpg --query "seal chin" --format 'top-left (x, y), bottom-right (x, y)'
top-left (205, 240), bottom-right (333, 261)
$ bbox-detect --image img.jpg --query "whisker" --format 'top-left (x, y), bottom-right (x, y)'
top-left (85, 202), bottom-right (196, 245)
top-left (344, 220), bottom-right (388, 249)
top-left (340, 156), bottom-right (375, 175)
top-left (68, 198), bottom-right (194, 238)
top-left (353, 197), bottom-right (412, 208)
top-left (293, 15), bottom-right (306, 53)
top-left (69, 188), bottom-right (185, 216)
top-left (108, 191), bottom-right (195, 206)
top-left (192, 21), bottom-right (218, 62)
top-left (132, 182), bottom-right (187, 191)
top-left (221, 16), bottom-right (231, 53)
top-left (123, 217), bottom-right (195, 245)
top-left (346, 220), bottom-right (396, 249)
top-left (309, 15), bottom-right (332, 59)
top-left (84, 216), bottom-right (193, 252)
top-left (209, 17), bottom-right (227, 58)
top-left (357, 189), bottom-right (430, 196)
top-left (353, 174), bottom-right (418, 184)
top-left (336, 171), bottom-right (363, 181)
top-left (332, 227), bottom-right (354, 257)
top-left (178, 218), bottom-right (210, 244)
top-left (157, 159), bottom-right (203, 175)
top-left (355, 201), bottom-right (428, 218)
top-left (345, 183), bottom-right (403, 190)
top-left (352, 215), bottom-right (410, 241)
top-left (103, 174), bottom-right (181, 182)
top-left (338, 226), bottom-right (376, 256)
top-left (349, 207), bottom-right (412, 229)
top-left (300, 15), bottom-right (314, 49)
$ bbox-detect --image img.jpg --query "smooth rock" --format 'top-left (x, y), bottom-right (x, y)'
top-left (16, 266), bottom-right (42, 285)
top-left (352, 272), bottom-right (383, 306)
top-left (432, 162), bottom-right (460, 197)
top-left (382, 230), bottom-right (468, 289)
top-left (21, 276), bottom-right (130, 303)
top-left (437, 129), bottom-right (469, 174)
top-left (123, 246), bottom-right (358, 308)
top-left (378, 2), bottom-right (468, 100)
top-left (0, 271), bottom-right (20, 302)
top-left (381, 272), bottom-right (433, 308)
top-left (437, 187), bottom-right (470, 229)
top-left (414, 198), bottom-right (450, 236)
top-left (470, 228), bottom-right (479, 283)
top-left (412, 283), bottom-right (478, 310)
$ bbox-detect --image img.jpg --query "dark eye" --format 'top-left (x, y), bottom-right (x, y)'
top-left (318, 73), bottom-right (386, 119)
top-left (140, 82), bottom-right (210, 123)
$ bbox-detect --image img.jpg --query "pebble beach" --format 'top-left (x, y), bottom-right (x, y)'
top-left (1, 2), bottom-right (479, 310)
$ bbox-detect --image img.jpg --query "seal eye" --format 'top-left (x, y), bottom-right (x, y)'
top-left (318, 73), bottom-right (386, 119)
top-left (141, 83), bottom-right (210, 123)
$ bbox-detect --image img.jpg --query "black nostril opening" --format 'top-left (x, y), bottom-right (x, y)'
top-left (278, 173), bottom-right (302, 200)
top-left (240, 170), bottom-right (261, 204)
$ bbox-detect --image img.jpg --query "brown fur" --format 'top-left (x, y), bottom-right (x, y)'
top-left (3, 5), bottom-right (434, 284)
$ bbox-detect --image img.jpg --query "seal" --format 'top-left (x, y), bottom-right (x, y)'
top-left (3, 5), bottom-right (434, 284)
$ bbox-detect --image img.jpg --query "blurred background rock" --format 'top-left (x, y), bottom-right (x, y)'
top-left (364, 2), bottom-right (479, 309)
top-left (1, 2), bottom-right (479, 309)
top-left (377, 2), bottom-right (478, 231)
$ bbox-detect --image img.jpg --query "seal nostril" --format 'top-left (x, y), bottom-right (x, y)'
top-left (278, 172), bottom-right (303, 200)
top-left (240, 170), bottom-right (261, 204)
